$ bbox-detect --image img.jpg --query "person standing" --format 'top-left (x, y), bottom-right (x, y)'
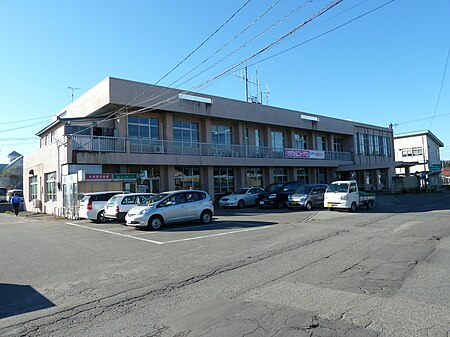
top-left (10, 193), bottom-right (21, 216)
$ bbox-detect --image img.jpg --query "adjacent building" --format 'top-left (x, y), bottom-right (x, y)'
top-left (24, 77), bottom-right (397, 216)
top-left (394, 130), bottom-right (444, 191)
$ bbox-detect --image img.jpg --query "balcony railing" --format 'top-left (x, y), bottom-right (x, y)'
top-left (71, 135), bottom-right (353, 161)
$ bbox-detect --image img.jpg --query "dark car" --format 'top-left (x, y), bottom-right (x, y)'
top-left (257, 181), bottom-right (303, 209)
top-left (287, 184), bottom-right (328, 210)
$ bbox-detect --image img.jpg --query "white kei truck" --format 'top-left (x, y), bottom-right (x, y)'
top-left (324, 180), bottom-right (375, 212)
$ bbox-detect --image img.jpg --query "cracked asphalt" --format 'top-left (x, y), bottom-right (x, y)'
top-left (0, 191), bottom-right (449, 336)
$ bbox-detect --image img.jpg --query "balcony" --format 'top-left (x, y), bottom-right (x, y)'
top-left (71, 135), bottom-right (353, 161)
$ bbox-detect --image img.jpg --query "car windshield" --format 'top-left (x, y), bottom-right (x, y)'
top-left (106, 196), bottom-right (119, 205)
top-left (136, 195), bottom-right (156, 205)
top-left (294, 185), bottom-right (313, 194)
top-left (145, 192), bottom-right (170, 205)
top-left (327, 183), bottom-right (349, 193)
top-left (264, 183), bottom-right (284, 193)
top-left (233, 188), bottom-right (249, 194)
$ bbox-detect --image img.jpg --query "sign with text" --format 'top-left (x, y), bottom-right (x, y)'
top-left (85, 173), bottom-right (112, 181)
top-left (112, 173), bottom-right (138, 181)
top-left (284, 149), bottom-right (325, 159)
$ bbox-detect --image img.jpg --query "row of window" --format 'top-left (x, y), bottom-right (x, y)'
top-left (400, 147), bottom-right (423, 157)
top-left (29, 172), bottom-right (57, 202)
top-left (356, 133), bottom-right (392, 157)
top-left (127, 116), bottom-right (345, 151)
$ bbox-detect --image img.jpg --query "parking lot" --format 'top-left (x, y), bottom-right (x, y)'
top-left (1, 192), bottom-right (450, 337)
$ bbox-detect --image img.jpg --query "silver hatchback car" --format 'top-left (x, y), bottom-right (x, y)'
top-left (125, 190), bottom-right (214, 230)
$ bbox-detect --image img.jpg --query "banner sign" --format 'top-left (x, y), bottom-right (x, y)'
top-left (112, 173), bottom-right (138, 181)
top-left (284, 149), bottom-right (325, 159)
top-left (85, 173), bottom-right (112, 181)
top-left (85, 173), bottom-right (137, 182)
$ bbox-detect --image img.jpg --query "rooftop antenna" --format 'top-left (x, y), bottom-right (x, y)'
top-left (68, 86), bottom-right (81, 102)
top-left (261, 85), bottom-right (271, 105)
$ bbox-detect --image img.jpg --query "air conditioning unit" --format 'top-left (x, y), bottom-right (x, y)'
top-left (32, 199), bottom-right (41, 208)
top-left (153, 145), bottom-right (163, 153)
top-left (232, 152), bottom-right (240, 157)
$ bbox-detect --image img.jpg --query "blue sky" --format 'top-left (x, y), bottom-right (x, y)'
top-left (1, 0), bottom-right (449, 162)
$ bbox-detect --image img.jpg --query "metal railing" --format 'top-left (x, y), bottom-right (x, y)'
top-left (70, 135), bottom-right (352, 161)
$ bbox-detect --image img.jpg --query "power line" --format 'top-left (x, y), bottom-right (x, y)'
top-left (429, 44), bottom-right (450, 128)
top-left (247, 0), bottom-right (396, 68)
top-left (68, 0), bottom-right (254, 137)
top-left (0, 115), bottom-right (53, 125)
top-left (134, 0), bottom-right (315, 109)
top-left (0, 120), bottom-right (49, 133)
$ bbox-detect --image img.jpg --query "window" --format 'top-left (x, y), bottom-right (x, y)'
top-left (246, 167), bottom-right (263, 187)
top-left (412, 147), bottom-right (423, 156)
top-left (271, 131), bottom-right (285, 149)
top-left (45, 172), bottom-right (57, 202)
top-left (384, 137), bottom-right (392, 157)
top-left (333, 138), bottom-right (343, 152)
top-left (315, 136), bottom-right (326, 151)
top-left (244, 128), bottom-right (249, 146)
top-left (255, 129), bottom-right (263, 147)
top-left (174, 166), bottom-right (200, 190)
top-left (29, 176), bottom-right (38, 201)
top-left (316, 168), bottom-right (326, 184)
top-left (65, 125), bottom-right (91, 136)
top-left (211, 125), bottom-right (232, 145)
top-left (296, 168), bottom-right (309, 184)
top-left (357, 133), bottom-right (365, 155)
top-left (295, 134), bottom-right (307, 149)
top-left (273, 167), bottom-right (287, 183)
top-left (368, 135), bottom-right (374, 155)
top-left (173, 121), bottom-right (199, 147)
top-left (378, 136), bottom-right (384, 156)
top-left (373, 136), bottom-right (380, 155)
top-left (128, 116), bottom-right (160, 140)
top-left (213, 167), bottom-right (234, 194)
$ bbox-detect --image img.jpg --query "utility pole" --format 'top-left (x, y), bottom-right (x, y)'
top-left (68, 87), bottom-right (81, 102)
top-left (244, 66), bottom-right (249, 103)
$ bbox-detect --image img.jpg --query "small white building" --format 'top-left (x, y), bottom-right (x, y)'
top-left (394, 130), bottom-right (444, 190)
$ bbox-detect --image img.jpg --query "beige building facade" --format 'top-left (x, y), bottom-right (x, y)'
top-left (24, 77), bottom-right (397, 216)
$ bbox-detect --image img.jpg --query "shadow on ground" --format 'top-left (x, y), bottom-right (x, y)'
top-left (0, 283), bottom-right (55, 319)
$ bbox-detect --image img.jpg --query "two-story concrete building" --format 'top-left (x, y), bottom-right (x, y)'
top-left (394, 130), bottom-right (444, 190)
top-left (24, 77), bottom-right (397, 216)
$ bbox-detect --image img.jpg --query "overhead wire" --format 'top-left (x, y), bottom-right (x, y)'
top-left (429, 44), bottom-right (450, 128)
top-left (68, 0), bottom-right (255, 137)
top-left (112, 0), bottom-right (345, 121)
top-left (247, 0), bottom-right (396, 67)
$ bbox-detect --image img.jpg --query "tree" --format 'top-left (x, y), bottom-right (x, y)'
top-left (0, 167), bottom-right (23, 189)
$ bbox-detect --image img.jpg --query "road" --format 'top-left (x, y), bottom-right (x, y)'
top-left (0, 192), bottom-right (449, 337)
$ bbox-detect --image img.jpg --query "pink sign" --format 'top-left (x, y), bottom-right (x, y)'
top-left (284, 149), bottom-right (325, 159)
top-left (85, 173), bottom-right (112, 181)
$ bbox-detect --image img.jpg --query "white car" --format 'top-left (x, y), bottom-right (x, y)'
top-left (79, 191), bottom-right (125, 223)
top-left (219, 187), bottom-right (263, 208)
top-left (104, 193), bottom-right (155, 222)
top-left (125, 190), bottom-right (214, 230)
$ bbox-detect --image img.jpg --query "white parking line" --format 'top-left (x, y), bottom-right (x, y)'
top-left (65, 222), bottom-right (164, 244)
top-left (66, 222), bottom-right (274, 245)
top-left (162, 226), bottom-right (272, 244)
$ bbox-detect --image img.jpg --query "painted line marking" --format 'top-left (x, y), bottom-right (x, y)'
top-left (66, 222), bottom-right (164, 244)
top-left (66, 222), bottom-right (274, 245)
top-left (162, 225), bottom-right (273, 244)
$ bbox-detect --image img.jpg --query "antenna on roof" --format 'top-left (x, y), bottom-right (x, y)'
top-left (68, 87), bottom-right (81, 102)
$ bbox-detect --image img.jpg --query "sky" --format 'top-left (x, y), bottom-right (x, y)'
top-left (1, 0), bottom-right (449, 163)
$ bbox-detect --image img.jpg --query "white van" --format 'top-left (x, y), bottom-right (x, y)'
top-left (104, 193), bottom-right (155, 222)
top-left (79, 191), bottom-right (125, 222)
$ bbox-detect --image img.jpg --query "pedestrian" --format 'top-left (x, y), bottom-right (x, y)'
top-left (10, 193), bottom-right (21, 216)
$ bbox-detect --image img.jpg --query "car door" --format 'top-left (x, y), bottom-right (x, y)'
top-left (248, 188), bottom-right (259, 206)
top-left (310, 186), bottom-right (322, 207)
top-left (159, 193), bottom-right (187, 223)
top-left (185, 192), bottom-right (206, 220)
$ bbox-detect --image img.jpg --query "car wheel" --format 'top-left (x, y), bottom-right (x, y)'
top-left (148, 215), bottom-right (163, 230)
top-left (305, 201), bottom-right (312, 211)
top-left (96, 210), bottom-right (108, 223)
top-left (328, 207), bottom-right (334, 211)
top-left (276, 200), bottom-right (283, 209)
top-left (350, 202), bottom-right (357, 213)
top-left (237, 200), bottom-right (245, 209)
top-left (200, 210), bottom-right (213, 224)
top-left (366, 200), bottom-right (374, 210)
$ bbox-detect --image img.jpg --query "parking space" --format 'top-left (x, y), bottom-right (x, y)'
top-left (67, 211), bottom-right (279, 245)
